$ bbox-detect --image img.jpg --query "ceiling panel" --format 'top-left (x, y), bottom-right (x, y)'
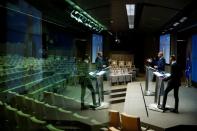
top-left (143, 0), bottom-right (193, 10)
top-left (139, 5), bottom-right (178, 31)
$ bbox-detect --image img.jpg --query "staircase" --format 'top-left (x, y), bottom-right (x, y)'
top-left (110, 87), bottom-right (127, 104)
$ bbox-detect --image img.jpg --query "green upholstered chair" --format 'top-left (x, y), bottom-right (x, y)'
top-left (15, 110), bottom-right (31, 130)
top-left (46, 124), bottom-right (64, 131)
top-left (27, 116), bottom-right (46, 131)
top-left (5, 105), bottom-right (18, 130)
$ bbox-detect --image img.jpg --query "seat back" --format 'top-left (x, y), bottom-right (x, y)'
top-left (27, 116), bottom-right (46, 131)
top-left (118, 61), bottom-right (125, 68)
top-left (46, 124), bottom-right (64, 131)
top-left (109, 110), bottom-right (121, 128)
top-left (120, 113), bottom-right (141, 131)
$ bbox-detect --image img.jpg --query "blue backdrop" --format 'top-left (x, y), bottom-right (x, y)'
top-left (192, 34), bottom-right (197, 83)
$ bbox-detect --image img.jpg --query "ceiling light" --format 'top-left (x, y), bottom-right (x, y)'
top-left (126, 4), bottom-right (135, 29)
top-left (177, 39), bottom-right (185, 42)
top-left (173, 22), bottom-right (179, 27)
top-left (65, 0), bottom-right (107, 32)
top-left (179, 17), bottom-right (187, 23)
top-left (126, 4), bottom-right (135, 16)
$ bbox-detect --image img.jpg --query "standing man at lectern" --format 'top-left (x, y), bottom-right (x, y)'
top-left (154, 51), bottom-right (166, 72)
top-left (95, 52), bottom-right (105, 102)
top-left (160, 55), bottom-right (182, 113)
top-left (95, 52), bottom-right (103, 71)
top-left (78, 54), bottom-right (97, 110)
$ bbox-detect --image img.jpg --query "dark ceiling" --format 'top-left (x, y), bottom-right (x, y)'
top-left (74, 0), bottom-right (194, 33)
top-left (18, 0), bottom-right (196, 33)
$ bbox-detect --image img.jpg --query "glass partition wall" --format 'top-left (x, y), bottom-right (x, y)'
top-left (0, 0), bottom-right (110, 130)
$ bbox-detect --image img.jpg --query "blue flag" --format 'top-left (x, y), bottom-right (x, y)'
top-left (185, 57), bottom-right (191, 79)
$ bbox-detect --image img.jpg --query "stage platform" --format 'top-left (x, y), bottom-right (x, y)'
top-left (124, 82), bottom-right (197, 131)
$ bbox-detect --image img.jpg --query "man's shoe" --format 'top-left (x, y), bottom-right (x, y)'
top-left (157, 105), bottom-right (166, 112)
top-left (170, 109), bottom-right (179, 113)
top-left (89, 104), bottom-right (99, 110)
top-left (81, 105), bottom-right (89, 110)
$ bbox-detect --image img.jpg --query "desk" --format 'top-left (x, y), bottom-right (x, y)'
top-left (109, 73), bottom-right (132, 85)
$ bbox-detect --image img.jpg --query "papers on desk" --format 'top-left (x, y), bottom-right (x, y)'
top-left (153, 72), bottom-right (171, 78)
top-left (89, 72), bottom-right (95, 76)
top-left (164, 73), bottom-right (171, 77)
top-left (89, 70), bottom-right (106, 76)
top-left (96, 71), bottom-right (106, 76)
top-left (153, 72), bottom-right (164, 77)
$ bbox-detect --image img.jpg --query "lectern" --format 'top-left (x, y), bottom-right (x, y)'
top-left (89, 70), bottom-right (109, 110)
top-left (148, 71), bottom-right (170, 112)
top-left (144, 66), bottom-right (156, 96)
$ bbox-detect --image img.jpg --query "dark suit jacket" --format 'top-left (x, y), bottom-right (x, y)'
top-left (165, 62), bottom-right (182, 86)
top-left (95, 56), bottom-right (103, 71)
top-left (157, 57), bottom-right (166, 72)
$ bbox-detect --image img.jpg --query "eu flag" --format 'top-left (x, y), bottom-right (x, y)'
top-left (185, 57), bottom-right (191, 79)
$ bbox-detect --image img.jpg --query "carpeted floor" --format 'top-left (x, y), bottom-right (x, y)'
top-left (124, 81), bottom-right (197, 131)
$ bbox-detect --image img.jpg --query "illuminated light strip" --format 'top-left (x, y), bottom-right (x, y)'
top-left (65, 0), bottom-right (106, 32)
top-left (126, 4), bottom-right (135, 29)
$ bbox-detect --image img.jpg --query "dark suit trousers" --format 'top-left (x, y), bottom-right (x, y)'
top-left (162, 82), bottom-right (179, 110)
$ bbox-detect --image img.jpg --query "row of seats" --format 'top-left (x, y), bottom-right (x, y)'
top-left (0, 69), bottom-right (42, 84)
top-left (110, 60), bottom-right (134, 68)
top-left (42, 91), bottom-right (81, 111)
top-left (106, 110), bottom-right (154, 131)
top-left (0, 67), bottom-right (25, 75)
top-left (0, 71), bottom-right (53, 92)
top-left (28, 74), bottom-right (67, 100)
top-left (0, 54), bottom-right (76, 68)
top-left (0, 70), bottom-right (29, 83)
top-left (0, 100), bottom-right (64, 131)
top-left (0, 91), bottom-right (100, 129)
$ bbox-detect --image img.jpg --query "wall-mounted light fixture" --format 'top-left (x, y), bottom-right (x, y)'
top-left (65, 0), bottom-right (107, 33)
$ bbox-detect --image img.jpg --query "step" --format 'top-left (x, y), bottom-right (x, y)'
top-left (110, 97), bottom-right (125, 104)
top-left (110, 92), bottom-right (126, 98)
top-left (110, 88), bottom-right (127, 93)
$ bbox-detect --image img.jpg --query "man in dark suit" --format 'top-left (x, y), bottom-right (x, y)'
top-left (95, 52), bottom-right (103, 71)
top-left (160, 55), bottom-right (182, 113)
top-left (154, 52), bottom-right (166, 72)
top-left (78, 55), bottom-right (97, 110)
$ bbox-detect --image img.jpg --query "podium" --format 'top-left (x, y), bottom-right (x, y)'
top-left (144, 66), bottom-right (156, 96)
top-left (148, 71), bottom-right (171, 112)
top-left (89, 70), bottom-right (109, 110)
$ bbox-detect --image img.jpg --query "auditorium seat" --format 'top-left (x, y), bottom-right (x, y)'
top-left (15, 110), bottom-right (31, 130)
top-left (48, 107), bottom-right (73, 120)
top-left (108, 126), bottom-right (120, 131)
top-left (73, 113), bottom-right (89, 121)
top-left (31, 100), bottom-right (46, 119)
top-left (27, 116), bottom-right (46, 131)
top-left (120, 113), bottom-right (142, 131)
top-left (109, 110), bottom-right (121, 129)
top-left (0, 101), bottom-right (7, 127)
top-left (4, 105), bottom-right (18, 130)
top-left (46, 124), bottom-right (64, 131)
top-left (43, 91), bottom-right (80, 110)
top-left (43, 103), bottom-right (58, 119)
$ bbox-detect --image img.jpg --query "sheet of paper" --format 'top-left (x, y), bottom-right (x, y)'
top-left (96, 71), bottom-right (106, 76)
top-left (153, 72), bottom-right (164, 77)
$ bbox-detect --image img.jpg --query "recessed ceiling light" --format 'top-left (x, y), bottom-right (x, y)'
top-left (180, 17), bottom-right (187, 23)
top-left (126, 4), bottom-right (135, 29)
top-left (173, 22), bottom-right (179, 27)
